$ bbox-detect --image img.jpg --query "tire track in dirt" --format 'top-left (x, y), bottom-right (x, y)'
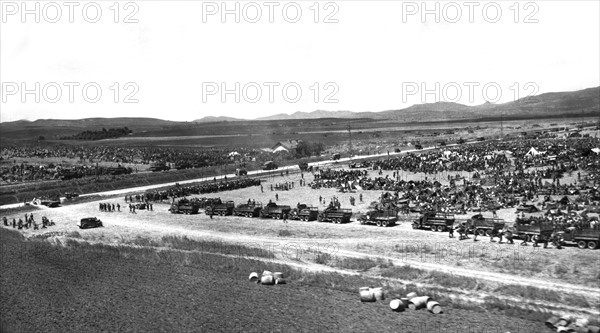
top-left (49, 234), bottom-right (599, 318)
top-left (78, 217), bottom-right (599, 312)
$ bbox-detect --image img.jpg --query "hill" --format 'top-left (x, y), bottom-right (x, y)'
top-left (193, 116), bottom-right (242, 123)
top-left (0, 117), bottom-right (179, 141)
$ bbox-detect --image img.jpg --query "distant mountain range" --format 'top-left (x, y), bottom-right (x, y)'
top-left (192, 86), bottom-right (599, 123)
top-left (2, 87), bottom-right (598, 140)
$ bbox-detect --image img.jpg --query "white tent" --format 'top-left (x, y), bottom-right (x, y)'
top-left (525, 147), bottom-right (542, 156)
top-left (272, 146), bottom-right (288, 153)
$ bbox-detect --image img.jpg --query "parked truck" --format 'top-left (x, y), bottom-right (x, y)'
top-left (412, 211), bottom-right (455, 232)
top-left (466, 214), bottom-right (506, 236)
top-left (150, 162), bottom-right (170, 172)
top-left (317, 207), bottom-right (352, 223)
top-left (205, 201), bottom-right (235, 216)
top-left (289, 204), bottom-right (319, 221)
top-left (259, 202), bottom-right (291, 219)
top-left (233, 202), bottom-right (262, 217)
top-left (557, 227), bottom-right (600, 249)
top-left (358, 209), bottom-right (397, 227)
top-left (169, 198), bottom-right (201, 214)
top-left (504, 221), bottom-right (555, 243)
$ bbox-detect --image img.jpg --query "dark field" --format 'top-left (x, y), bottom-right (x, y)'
top-left (0, 228), bottom-right (551, 333)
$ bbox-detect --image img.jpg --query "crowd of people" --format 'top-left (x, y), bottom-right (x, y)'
top-left (2, 213), bottom-right (55, 230)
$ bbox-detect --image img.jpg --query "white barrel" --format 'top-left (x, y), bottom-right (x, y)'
top-left (372, 287), bottom-right (385, 301)
top-left (249, 272), bottom-right (259, 282)
top-left (273, 272), bottom-right (284, 279)
top-left (426, 301), bottom-right (442, 314)
top-left (406, 292), bottom-right (418, 299)
top-left (389, 299), bottom-right (405, 312)
top-left (555, 326), bottom-right (570, 333)
top-left (359, 287), bottom-right (375, 302)
top-left (574, 318), bottom-right (589, 327)
top-left (408, 296), bottom-right (430, 310)
top-left (587, 325), bottom-right (600, 333)
top-left (275, 278), bottom-right (286, 285)
top-left (262, 270), bottom-right (273, 276)
top-left (261, 275), bottom-right (275, 285)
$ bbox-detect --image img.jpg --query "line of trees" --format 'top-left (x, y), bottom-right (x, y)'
top-left (60, 127), bottom-right (132, 141)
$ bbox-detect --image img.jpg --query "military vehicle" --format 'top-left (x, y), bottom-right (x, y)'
top-left (557, 227), bottom-right (600, 249)
top-left (358, 209), bottom-right (397, 227)
top-left (412, 211), bottom-right (455, 232)
top-left (169, 198), bottom-right (200, 214)
top-left (205, 201), bottom-right (235, 216)
top-left (317, 207), bottom-right (352, 223)
top-left (467, 214), bottom-right (506, 236)
top-left (259, 202), bottom-right (291, 219)
top-left (107, 166), bottom-right (131, 175)
top-left (263, 161), bottom-right (278, 170)
top-left (233, 202), bottom-right (262, 217)
top-left (150, 162), bottom-right (170, 172)
top-left (504, 221), bottom-right (554, 243)
top-left (289, 204), bottom-right (319, 221)
top-left (77, 217), bottom-right (103, 229)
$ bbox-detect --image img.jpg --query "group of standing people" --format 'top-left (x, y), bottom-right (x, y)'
top-left (2, 214), bottom-right (54, 230)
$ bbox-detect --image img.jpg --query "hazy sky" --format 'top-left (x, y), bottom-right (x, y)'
top-left (1, 0), bottom-right (599, 122)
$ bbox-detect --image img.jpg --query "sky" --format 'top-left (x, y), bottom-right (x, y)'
top-left (0, 0), bottom-right (599, 122)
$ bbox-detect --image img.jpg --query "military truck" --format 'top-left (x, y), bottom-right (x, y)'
top-left (205, 201), bottom-right (235, 216)
top-left (298, 162), bottom-right (309, 172)
top-left (150, 162), bottom-right (170, 172)
top-left (198, 198), bottom-right (222, 209)
top-left (263, 161), bottom-right (278, 170)
top-left (412, 211), bottom-right (455, 232)
top-left (77, 217), bottom-right (103, 229)
top-left (358, 209), bottom-right (397, 227)
top-left (107, 166), bottom-right (131, 175)
top-left (289, 204), bottom-right (319, 221)
top-left (175, 161), bottom-right (192, 170)
top-left (259, 202), bottom-right (291, 219)
top-left (504, 221), bottom-right (554, 243)
top-left (466, 214), bottom-right (506, 236)
top-left (169, 198), bottom-right (200, 214)
top-left (557, 228), bottom-right (600, 249)
top-left (317, 207), bottom-right (352, 223)
top-left (233, 202), bottom-right (262, 217)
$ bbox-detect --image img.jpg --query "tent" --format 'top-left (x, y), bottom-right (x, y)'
top-left (592, 148), bottom-right (600, 155)
top-left (525, 147), bottom-right (542, 156)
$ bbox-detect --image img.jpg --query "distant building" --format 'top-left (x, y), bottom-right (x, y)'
top-left (271, 140), bottom-right (302, 153)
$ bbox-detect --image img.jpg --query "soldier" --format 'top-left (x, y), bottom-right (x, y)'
top-left (2, 216), bottom-right (7, 226)
top-left (209, 207), bottom-right (214, 219)
top-left (283, 212), bottom-right (288, 224)
top-left (150, 203), bottom-right (153, 211)
top-left (99, 202), bottom-right (103, 211)
top-left (18, 218), bottom-right (23, 230)
top-left (117, 203), bottom-right (121, 212)
top-left (449, 226), bottom-right (454, 238)
top-left (275, 193), bottom-right (279, 201)
top-left (12, 218), bottom-right (16, 228)
top-left (112, 203), bottom-right (115, 212)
